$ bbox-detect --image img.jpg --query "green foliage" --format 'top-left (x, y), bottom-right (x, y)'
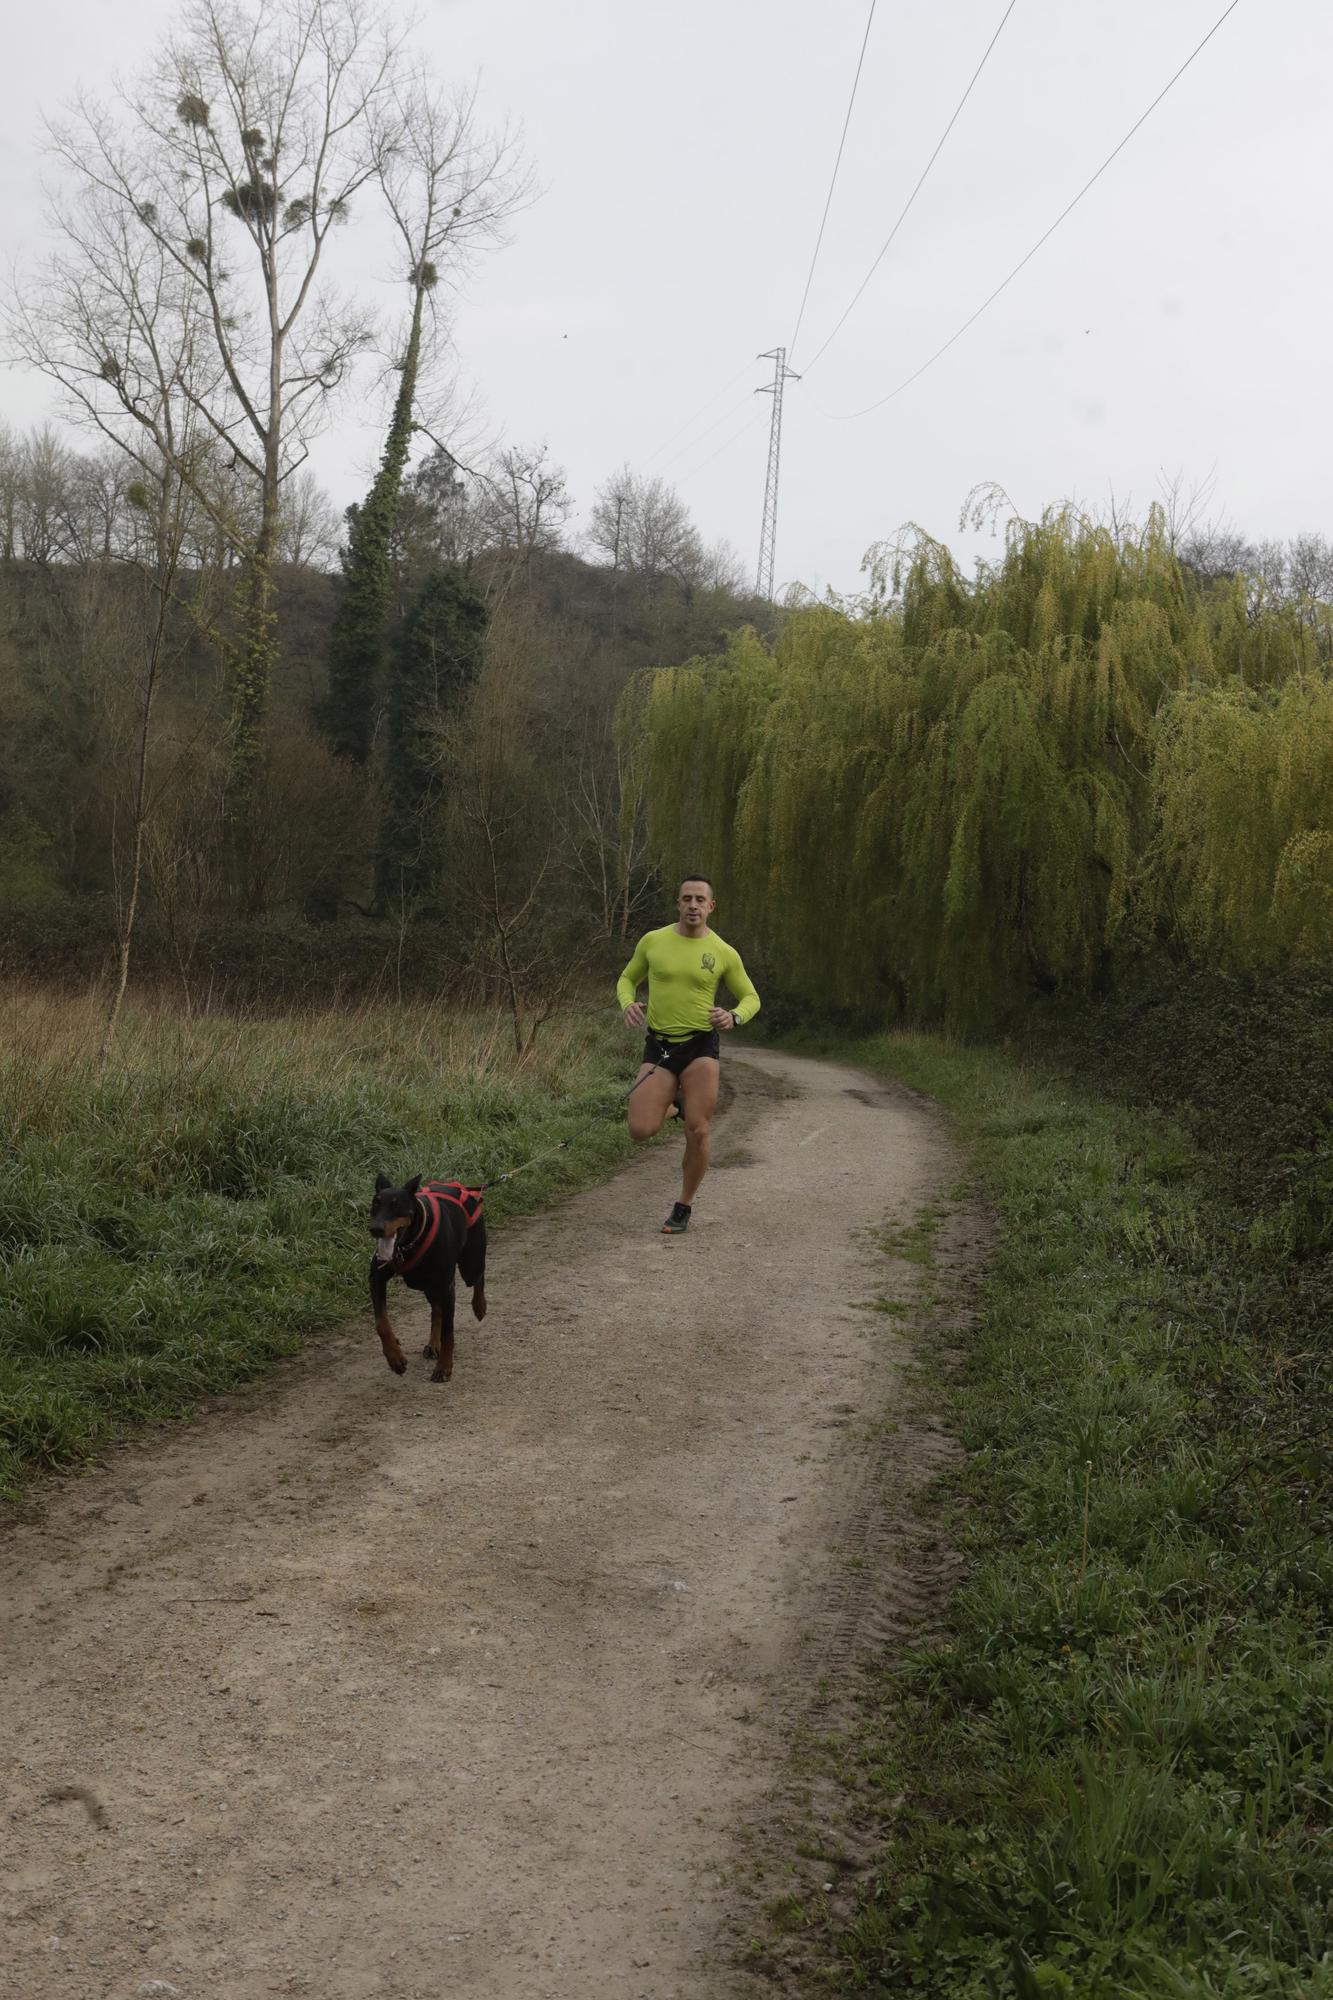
top-left (1058, 965), bottom-right (1333, 1257)
top-left (0, 991), bottom-right (633, 1498)
top-left (637, 508), bottom-right (1331, 1027)
top-left (1150, 678), bottom-right (1333, 966)
top-left (0, 808), bottom-right (63, 909)
top-left (228, 543), bottom-right (278, 817)
top-left (376, 564), bottom-right (487, 910)
top-left (780, 1033), bottom-right (1333, 1997)
top-left (322, 286), bottom-right (429, 766)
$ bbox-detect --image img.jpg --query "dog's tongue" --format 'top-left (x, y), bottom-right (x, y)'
top-left (374, 1236), bottom-right (397, 1265)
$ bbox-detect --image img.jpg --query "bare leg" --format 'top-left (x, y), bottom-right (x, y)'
top-left (679, 1058), bottom-right (720, 1208)
top-left (628, 1062), bottom-right (679, 1142)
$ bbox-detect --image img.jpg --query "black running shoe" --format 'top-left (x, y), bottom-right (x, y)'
top-left (662, 1201), bottom-right (692, 1234)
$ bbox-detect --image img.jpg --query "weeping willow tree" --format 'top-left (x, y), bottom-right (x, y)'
top-left (632, 506), bottom-right (1331, 1029)
top-left (1147, 676), bottom-right (1333, 967)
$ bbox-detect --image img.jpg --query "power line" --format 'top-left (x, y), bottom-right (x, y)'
top-left (787, 0), bottom-right (879, 361)
top-left (641, 361), bottom-right (755, 467)
top-left (653, 384), bottom-right (759, 479)
top-left (797, 0), bottom-right (1020, 373)
top-left (757, 6), bottom-right (877, 609)
top-left (671, 405), bottom-right (767, 491)
top-left (813, 0), bottom-right (1244, 421)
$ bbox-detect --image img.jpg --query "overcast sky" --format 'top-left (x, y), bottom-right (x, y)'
top-left (2, 0), bottom-right (1328, 598)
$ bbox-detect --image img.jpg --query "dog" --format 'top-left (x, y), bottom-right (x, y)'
top-left (368, 1174), bottom-right (488, 1383)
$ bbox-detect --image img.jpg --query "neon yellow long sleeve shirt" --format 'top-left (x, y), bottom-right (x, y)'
top-left (616, 926), bottom-right (761, 1036)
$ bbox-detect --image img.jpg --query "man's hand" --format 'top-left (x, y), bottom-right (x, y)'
top-left (709, 1007), bottom-right (736, 1031)
top-left (623, 1002), bottom-right (646, 1029)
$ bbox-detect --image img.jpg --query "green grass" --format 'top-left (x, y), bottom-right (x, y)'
top-left (0, 987), bottom-right (636, 1499)
top-left (771, 1030), bottom-right (1333, 1999)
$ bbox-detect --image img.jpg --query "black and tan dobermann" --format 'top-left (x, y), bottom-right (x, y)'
top-left (368, 1174), bottom-right (488, 1383)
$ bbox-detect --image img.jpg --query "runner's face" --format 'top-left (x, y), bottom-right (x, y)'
top-left (676, 882), bottom-right (714, 930)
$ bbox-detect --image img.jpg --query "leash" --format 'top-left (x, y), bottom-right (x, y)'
top-left (480, 1134), bottom-right (575, 1192)
top-left (478, 1039), bottom-right (674, 1192)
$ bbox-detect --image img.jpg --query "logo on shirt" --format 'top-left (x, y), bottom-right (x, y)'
top-left (701, 952), bottom-right (716, 972)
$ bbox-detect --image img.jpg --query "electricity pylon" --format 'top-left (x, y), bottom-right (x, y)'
top-left (755, 346), bottom-right (800, 600)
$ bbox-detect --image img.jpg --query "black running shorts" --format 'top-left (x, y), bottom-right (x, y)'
top-left (642, 1027), bottom-right (721, 1076)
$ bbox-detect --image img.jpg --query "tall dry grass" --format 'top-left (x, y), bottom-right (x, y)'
top-left (0, 985), bottom-right (632, 1495)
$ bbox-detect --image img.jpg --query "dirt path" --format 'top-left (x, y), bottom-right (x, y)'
top-left (1, 1047), bottom-right (964, 2000)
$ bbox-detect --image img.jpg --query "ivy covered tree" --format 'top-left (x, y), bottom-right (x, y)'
top-left (396, 448), bottom-right (486, 574)
top-left (376, 565), bottom-right (487, 911)
top-left (322, 82), bottom-right (525, 765)
top-left (322, 283), bottom-right (431, 767)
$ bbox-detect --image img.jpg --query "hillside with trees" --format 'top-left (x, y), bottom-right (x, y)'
top-left (0, 0), bottom-right (770, 1038)
top-left (0, 419), bottom-right (772, 1020)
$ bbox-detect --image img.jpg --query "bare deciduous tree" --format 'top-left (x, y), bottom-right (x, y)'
top-left (278, 468), bottom-right (342, 568)
top-left (479, 442), bottom-right (573, 564)
top-left (98, 458), bottom-right (221, 1058)
top-left (16, 427), bottom-right (81, 564)
top-left (558, 720), bottom-right (652, 939)
top-left (697, 535), bottom-right (748, 596)
top-left (374, 73), bottom-right (529, 359)
top-left (3, 154), bottom-right (227, 1047)
top-left (70, 447), bottom-right (136, 563)
top-left (587, 466), bottom-right (704, 585)
top-left (32, 0), bottom-right (403, 807)
top-left (440, 600), bottom-right (589, 1052)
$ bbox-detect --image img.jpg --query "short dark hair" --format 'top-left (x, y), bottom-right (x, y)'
top-left (677, 872), bottom-right (714, 894)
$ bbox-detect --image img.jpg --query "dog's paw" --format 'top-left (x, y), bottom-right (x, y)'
top-left (385, 1350), bottom-right (407, 1376)
top-left (422, 1342), bottom-right (435, 1360)
top-left (472, 1289), bottom-right (488, 1322)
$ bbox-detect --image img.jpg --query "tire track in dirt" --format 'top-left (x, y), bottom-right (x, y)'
top-left (730, 1160), bottom-right (993, 1988)
top-left (0, 1047), bottom-right (974, 2000)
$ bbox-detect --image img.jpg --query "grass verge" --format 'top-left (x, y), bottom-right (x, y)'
top-left (774, 1030), bottom-right (1333, 1999)
top-left (1, 988), bottom-right (635, 1500)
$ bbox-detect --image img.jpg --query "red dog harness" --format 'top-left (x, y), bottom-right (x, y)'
top-left (393, 1180), bottom-right (484, 1277)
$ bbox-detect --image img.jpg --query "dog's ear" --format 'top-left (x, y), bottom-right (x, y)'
top-left (405, 1175), bottom-right (422, 1197)
top-left (374, 1172), bottom-right (391, 1193)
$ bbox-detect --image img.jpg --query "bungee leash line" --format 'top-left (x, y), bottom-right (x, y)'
top-left (479, 1049), bottom-right (673, 1193)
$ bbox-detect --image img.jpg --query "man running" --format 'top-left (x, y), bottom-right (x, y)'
top-left (616, 873), bottom-right (761, 1234)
